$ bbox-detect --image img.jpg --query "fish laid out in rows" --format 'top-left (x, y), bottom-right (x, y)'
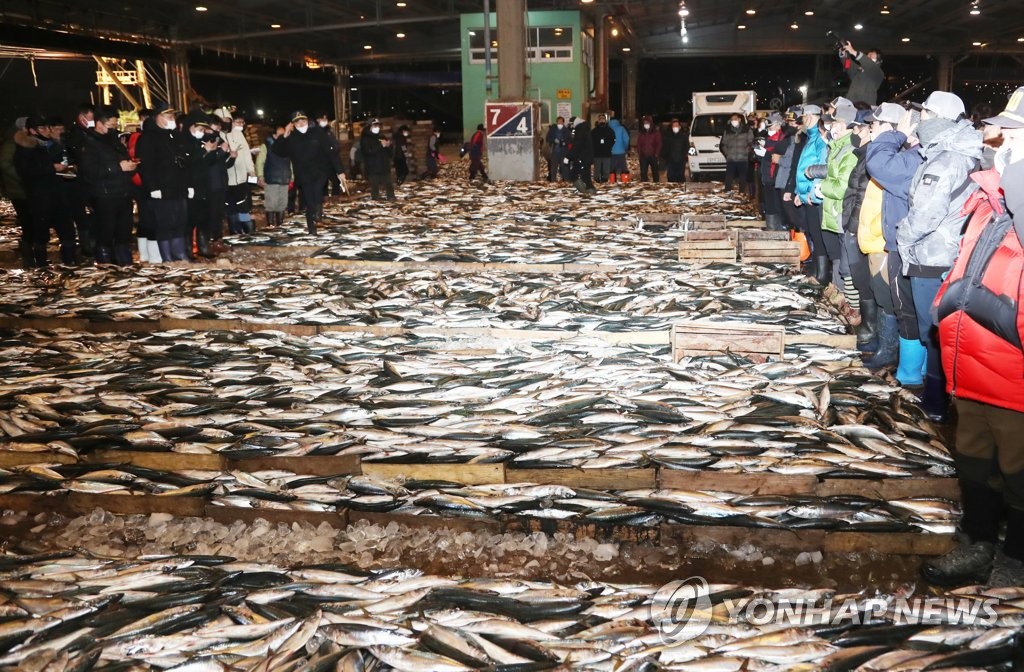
top-left (0, 263), bottom-right (845, 335)
top-left (0, 329), bottom-right (946, 478)
top-left (0, 462), bottom-right (960, 534)
top-left (0, 551), bottom-right (1020, 671)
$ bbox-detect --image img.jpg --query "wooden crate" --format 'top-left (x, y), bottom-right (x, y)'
top-left (635, 213), bottom-right (682, 223)
top-left (672, 320), bottom-right (786, 362)
top-left (737, 230), bottom-right (790, 241)
top-left (738, 239), bottom-right (802, 267)
top-left (730, 219), bottom-right (767, 229)
top-left (678, 231), bottom-right (737, 263)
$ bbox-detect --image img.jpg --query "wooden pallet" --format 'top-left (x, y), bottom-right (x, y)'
top-left (672, 320), bottom-right (786, 362)
top-left (678, 231), bottom-right (737, 263)
top-left (738, 239), bottom-right (803, 267)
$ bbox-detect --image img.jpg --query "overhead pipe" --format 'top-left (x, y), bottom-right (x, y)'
top-left (484, 0), bottom-right (493, 97)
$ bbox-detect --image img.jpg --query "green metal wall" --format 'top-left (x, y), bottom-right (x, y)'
top-left (459, 10), bottom-right (588, 142)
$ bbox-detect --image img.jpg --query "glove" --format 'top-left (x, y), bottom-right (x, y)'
top-left (150, 190), bottom-right (162, 199)
top-left (813, 184), bottom-right (824, 201)
top-left (563, 157), bottom-right (570, 164)
top-left (187, 187), bottom-right (195, 199)
top-left (753, 147), bottom-right (767, 157)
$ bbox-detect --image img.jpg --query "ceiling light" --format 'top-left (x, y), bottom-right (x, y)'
top-left (737, 24), bottom-right (747, 29)
top-left (901, 36), bottom-right (910, 42)
top-left (804, 10), bottom-right (814, 15)
top-left (396, 1), bottom-right (407, 6)
top-left (363, 44), bottom-right (372, 50)
top-left (880, 4), bottom-right (890, 14)
top-left (854, 23), bottom-right (863, 30)
top-left (611, 27), bottom-right (619, 37)
top-left (194, 5), bottom-right (207, 10)
top-left (679, 7), bottom-right (689, 17)
top-left (969, 1), bottom-right (981, 15)
top-left (745, 8), bottom-right (756, 15)
top-left (622, 47), bottom-right (631, 52)
top-left (270, 23), bottom-right (281, 28)
top-left (396, 32), bottom-right (405, 38)
top-left (581, 0), bottom-right (594, 4)
top-left (1018, 37), bottom-right (1024, 42)
top-left (790, 21), bottom-right (799, 29)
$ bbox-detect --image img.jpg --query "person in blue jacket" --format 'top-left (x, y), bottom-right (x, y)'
top-left (862, 103), bottom-right (926, 381)
top-left (793, 105), bottom-right (830, 282)
top-left (608, 115), bottom-right (631, 183)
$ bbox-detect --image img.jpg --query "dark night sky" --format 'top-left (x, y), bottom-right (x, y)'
top-left (1, 52), bottom-right (1017, 129)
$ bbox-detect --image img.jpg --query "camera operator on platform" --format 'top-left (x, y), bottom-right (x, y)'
top-left (841, 40), bottom-right (884, 106)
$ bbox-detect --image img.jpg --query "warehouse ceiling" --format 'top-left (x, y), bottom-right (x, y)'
top-left (1, 0), bottom-right (1023, 65)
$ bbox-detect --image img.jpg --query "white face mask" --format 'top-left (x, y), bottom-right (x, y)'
top-left (192, 130), bottom-right (205, 139)
top-left (233, 124), bottom-right (244, 131)
top-left (672, 127), bottom-right (680, 134)
top-left (85, 119), bottom-right (95, 129)
top-left (557, 124), bottom-right (564, 130)
top-left (643, 124), bottom-right (651, 130)
top-left (730, 120), bottom-right (740, 128)
top-left (162, 118), bottom-right (176, 131)
top-left (295, 124), bottom-right (308, 134)
top-left (403, 132), bottom-right (410, 137)
top-left (371, 126), bottom-right (380, 134)
top-left (318, 120), bottom-right (328, 128)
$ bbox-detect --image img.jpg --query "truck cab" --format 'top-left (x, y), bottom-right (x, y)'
top-left (687, 90), bottom-right (757, 181)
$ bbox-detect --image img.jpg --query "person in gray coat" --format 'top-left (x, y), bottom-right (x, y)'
top-left (841, 41), bottom-right (884, 106)
top-left (896, 90), bottom-right (983, 422)
top-left (720, 113), bottom-right (754, 194)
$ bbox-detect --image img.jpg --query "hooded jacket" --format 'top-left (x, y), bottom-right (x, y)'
top-left (13, 129), bottom-right (62, 197)
top-left (568, 120), bottom-right (594, 162)
top-left (609, 119), bottom-right (630, 156)
top-left (360, 127), bottom-right (394, 177)
top-left (719, 123), bottom-right (753, 162)
top-left (934, 168), bottom-right (1022, 410)
top-left (636, 117), bottom-right (662, 159)
top-left (759, 128), bottom-right (785, 186)
top-left (662, 126), bottom-right (689, 163)
top-left (896, 119), bottom-right (983, 276)
top-left (820, 133), bottom-right (858, 233)
top-left (78, 128), bottom-right (133, 199)
top-left (864, 130), bottom-right (924, 252)
top-left (795, 127), bottom-right (828, 205)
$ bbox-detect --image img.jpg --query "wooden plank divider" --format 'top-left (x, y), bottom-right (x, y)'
top-left (66, 492), bottom-right (206, 517)
top-left (658, 469), bottom-right (960, 500)
top-left (360, 462), bottom-right (506, 485)
top-left (507, 467), bottom-right (657, 490)
top-left (87, 450), bottom-right (226, 471)
top-left (230, 455), bottom-right (361, 477)
top-left (303, 258), bottom-right (620, 274)
top-left (0, 452), bottom-right (78, 467)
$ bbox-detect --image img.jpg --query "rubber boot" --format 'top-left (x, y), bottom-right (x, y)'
top-left (921, 374), bottom-right (949, 422)
top-left (620, 173), bottom-right (630, 183)
top-left (197, 231), bottom-right (212, 258)
top-left (94, 246), bottom-right (112, 264)
top-left (988, 508), bottom-right (1024, 587)
top-left (242, 218), bottom-right (255, 235)
top-left (856, 299), bottom-right (879, 353)
top-left (226, 214), bottom-right (241, 235)
top-left (307, 220), bottom-right (317, 236)
top-left (112, 245), bottom-right (133, 266)
top-left (921, 481), bottom-right (1000, 587)
top-left (895, 338), bottom-right (927, 388)
top-left (157, 240), bottom-right (172, 263)
top-left (60, 242), bottom-right (77, 266)
top-left (813, 256), bottom-right (831, 285)
top-left (862, 312), bottom-right (898, 370)
top-left (32, 245), bottom-right (49, 268)
top-left (169, 237), bottom-right (189, 262)
top-left (137, 237), bottom-right (150, 263)
top-left (608, 174), bottom-right (617, 185)
top-left (147, 239), bottom-right (162, 263)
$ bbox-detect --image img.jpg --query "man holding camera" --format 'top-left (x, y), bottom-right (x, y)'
top-left (841, 40), bottom-right (884, 106)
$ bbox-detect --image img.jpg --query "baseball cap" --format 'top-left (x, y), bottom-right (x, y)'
top-left (830, 96), bottom-right (854, 110)
top-left (369, 118), bottom-right (380, 125)
top-left (291, 110), bottom-right (309, 122)
top-left (912, 91), bottom-right (965, 120)
top-left (801, 104), bottom-right (823, 116)
top-left (212, 107), bottom-right (232, 121)
top-left (767, 112), bottom-right (785, 125)
top-left (154, 103), bottom-right (176, 116)
top-left (24, 116), bottom-right (47, 130)
top-left (983, 86), bottom-right (1024, 129)
top-left (824, 104), bottom-right (858, 126)
top-left (866, 102), bottom-right (905, 125)
top-left (14, 116), bottom-right (27, 130)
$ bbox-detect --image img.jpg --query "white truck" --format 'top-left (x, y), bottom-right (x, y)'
top-left (687, 90), bottom-right (757, 181)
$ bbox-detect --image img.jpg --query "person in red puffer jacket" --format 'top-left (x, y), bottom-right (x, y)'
top-left (922, 86), bottom-right (1024, 589)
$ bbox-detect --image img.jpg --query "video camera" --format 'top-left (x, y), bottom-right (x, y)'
top-left (826, 30), bottom-right (847, 57)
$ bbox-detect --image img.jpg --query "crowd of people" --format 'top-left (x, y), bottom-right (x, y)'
top-left (0, 104), bottom-right (462, 265)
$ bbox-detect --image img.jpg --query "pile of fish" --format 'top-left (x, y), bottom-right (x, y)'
top-left (0, 263), bottom-right (845, 334)
top-left (0, 550), bottom-right (1020, 671)
top-left (0, 328), bottom-right (947, 479)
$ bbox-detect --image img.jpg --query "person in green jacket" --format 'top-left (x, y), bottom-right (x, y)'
top-left (0, 119), bottom-right (32, 266)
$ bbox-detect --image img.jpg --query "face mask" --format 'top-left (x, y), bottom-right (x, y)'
top-left (85, 119), bottom-right (95, 129)
top-left (162, 119), bottom-right (176, 131)
top-left (672, 127), bottom-right (680, 134)
top-left (371, 126), bottom-right (380, 134)
top-left (192, 130), bottom-right (205, 139)
top-left (319, 121), bottom-right (328, 128)
top-left (233, 124), bottom-right (244, 131)
top-left (643, 124), bottom-right (651, 130)
top-left (557, 124), bottom-right (564, 130)
top-left (295, 124), bottom-right (308, 134)
top-left (850, 133), bottom-right (864, 148)
top-left (730, 120), bottom-right (740, 128)
top-left (403, 132), bottom-right (410, 137)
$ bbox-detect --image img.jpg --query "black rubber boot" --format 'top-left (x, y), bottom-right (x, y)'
top-left (922, 374), bottom-right (949, 423)
top-left (813, 256), bottom-right (832, 285)
top-left (94, 246), bottom-right (112, 264)
top-left (921, 481), bottom-right (1001, 587)
top-left (862, 312), bottom-right (898, 370)
top-left (157, 239), bottom-right (172, 262)
top-left (32, 245), bottom-right (49, 268)
top-left (856, 299), bottom-right (879, 354)
top-left (112, 245), bottom-right (133, 266)
top-left (989, 507), bottom-right (1024, 588)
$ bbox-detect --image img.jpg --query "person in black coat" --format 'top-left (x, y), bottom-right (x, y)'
top-left (662, 119), bottom-right (689, 183)
top-left (77, 107), bottom-right (138, 265)
top-left (270, 110), bottom-right (345, 235)
top-left (392, 125), bottom-right (411, 185)
top-left (12, 117), bottom-right (77, 266)
top-left (360, 119), bottom-right (395, 201)
top-left (184, 117), bottom-right (233, 257)
top-left (590, 114), bottom-right (615, 183)
top-left (135, 104), bottom-right (192, 262)
top-left (566, 117), bottom-right (595, 193)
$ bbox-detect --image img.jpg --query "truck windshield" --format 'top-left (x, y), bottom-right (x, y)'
top-left (690, 114), bottom-right (733, 136)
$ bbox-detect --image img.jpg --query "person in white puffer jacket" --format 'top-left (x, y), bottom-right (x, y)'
top-left (215, 108), bottom-right (258, 234)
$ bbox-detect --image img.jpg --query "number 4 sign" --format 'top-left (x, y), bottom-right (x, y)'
top-left (486, 103), bottom-right (533, 138)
